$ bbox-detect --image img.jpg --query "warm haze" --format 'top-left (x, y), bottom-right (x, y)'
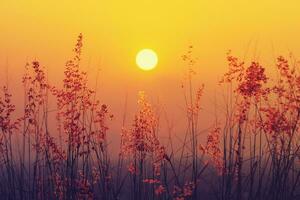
top-left (1, 1), bottom-right (300, 130)
top-left (0, 1), bottom-right (300, 200)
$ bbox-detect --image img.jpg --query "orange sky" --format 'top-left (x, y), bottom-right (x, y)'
top-left (1, 0), bottom-right (300, 139)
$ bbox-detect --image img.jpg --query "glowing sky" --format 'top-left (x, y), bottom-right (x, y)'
top-left (0, 0), bottom-right (300, 137)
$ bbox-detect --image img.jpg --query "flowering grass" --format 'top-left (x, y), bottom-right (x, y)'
top-left (0, 34), bottom-right (300, 200)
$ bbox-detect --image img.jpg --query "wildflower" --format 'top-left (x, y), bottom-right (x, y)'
top-left (183, 182), bottom-right (195, 197)
top-left (53, 173), bottom-right (66, 200)
top-left (0, 86), bottom-right (19, 133)
top-left (0, 86), bottom-right (20, 155)
top-left (91, 167), bottom-right (100, 184)
top-left (143, 179), bottom-right (160, 184)
top-left (220, 51), bottom-right (245, 84)
top-left (172, 182), bottom-right (195, 200)
top-left (121, 92), bottom-right (166, 176)
top-left (221, 52), bottom-right (269, 123)
top-left (237, 62), bottom-right (267, 98)
top-left (155, 184), bottom-right (166, 195)
top-left (76, 171), bottom-right (93, 200)
top-left (201, 126), bottom-right (223, 174)
top-left (128, 163), bottom-right (137, 175)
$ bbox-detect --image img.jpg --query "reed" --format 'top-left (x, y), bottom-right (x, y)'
top-left (0, 34), bottom-right (300, 200)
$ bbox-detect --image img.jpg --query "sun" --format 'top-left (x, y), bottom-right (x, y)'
top-left (136, 49), bottom-right (158, 71)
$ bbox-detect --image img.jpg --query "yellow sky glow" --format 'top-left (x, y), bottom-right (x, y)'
top-left (0, 0), bottom-right (300, 135)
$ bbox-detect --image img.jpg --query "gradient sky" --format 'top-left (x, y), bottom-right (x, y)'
top-left (1, 1), bottom-right (300, 140)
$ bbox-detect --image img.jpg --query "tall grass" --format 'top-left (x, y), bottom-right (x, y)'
top-left (0, 34), bottom-right (300, 200)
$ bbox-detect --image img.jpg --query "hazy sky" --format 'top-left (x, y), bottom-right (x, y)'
top-left (0, 0), bottom-right (300, 139)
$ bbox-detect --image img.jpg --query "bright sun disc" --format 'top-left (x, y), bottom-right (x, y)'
top-left (136, 49), bottom-right (158, 71)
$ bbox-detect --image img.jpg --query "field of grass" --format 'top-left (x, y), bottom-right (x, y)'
top-left (1, 34), bottom-right (300, 200)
